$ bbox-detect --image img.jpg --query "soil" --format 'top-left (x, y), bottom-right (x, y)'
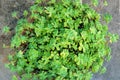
top-left (0, 0), bottom-right (33, 80)
top-left (0, 0), bottom-right (120, 80)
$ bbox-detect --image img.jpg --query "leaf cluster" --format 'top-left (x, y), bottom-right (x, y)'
top-left (7, 0), bottom-right (118, 80)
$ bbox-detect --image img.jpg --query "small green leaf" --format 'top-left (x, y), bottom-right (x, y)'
top-left (16, 50), bottom-right (23, 58)
top-left (29, 49), bottom-right (39, 60)
top-left (20, 36), bottom-right (28, 43)
top-left (103, 13), bottom-right (112, 23)
top-left (58, 66), bottom-right (68, 77)
top-left (92, 63), bottom-right (100, 73)
top-left (81, 31), bottom-right (88, 40)
top-left (12, 11), bottom-right (18, 18)
top-left (67, 30), bottom-right (77, 40)
top-left (104, 0), bottom-right (108, 6)
top-left (49, 0), bottom-right (56, 4)
top-left (8, 54), bottom-right (13, 61)
top-left (11, 35), bottom-right (22, 48)
top-left (60, 49), bottom-right (69, 58)
top-left (92, 0), bottom-right (99, 7)
top-left (12, 75), bottom-right (18, 80)
top-left (25, 65), bottom-right (34, 73)
top-left (35, 0), bottom-right (42, 4)
top-left (16, 65), bottom-right (23, 73)
top-left (100, 67), bottom-right (106, 74)
top-left (78, 42), bottom-right (83, 51)
top-left (106, 54), bottom-right (111, 62)
top-left (38, 72), bottom-right (47, 80)
top-left (35, 28), bottom-right (41, 37)
top-left (2, 26), bottom-right (10, 34)
top-left (109, 33), bottom-right (119, 43)
top-left (21, 73), bottom-right (32, 80)
top-left (90, 27), bottom-right (97, 34)
top-left (23, 10), bottom-right (28, 17)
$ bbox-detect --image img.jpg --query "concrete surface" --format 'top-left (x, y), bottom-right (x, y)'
top-left (0, 0), bottom-right (120, 80)
top-left (0, 40), bottom-right (14, 80)
top-left (92, 0), bottom-right (120, 80)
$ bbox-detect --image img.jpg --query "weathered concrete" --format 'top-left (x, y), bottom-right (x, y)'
top-left (92, 0), bottom-right (120, 80)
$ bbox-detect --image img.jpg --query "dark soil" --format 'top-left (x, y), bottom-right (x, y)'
top-left (0, 0), bottom-right (33, 80)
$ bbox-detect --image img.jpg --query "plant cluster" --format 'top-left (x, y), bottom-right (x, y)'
top-left (4, 0), bottom-right (118, 80)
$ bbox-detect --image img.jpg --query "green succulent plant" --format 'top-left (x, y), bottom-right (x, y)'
top-left (6, 0), bottom-right (118, 80)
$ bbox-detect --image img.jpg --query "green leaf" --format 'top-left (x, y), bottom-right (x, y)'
top-left (21, 73), bottom-right (32, 80)
top-left (86, 10), bottom-right (92, 18)
top-left (106, 54), bottom-right (111, 62)
top-left (11, 34), bottom-right (22, 48)
top-left (25, 64), bottom-right (34, 73)
top-left (29, 43), bottom-right (37, 49)
top-left (20, 36), bottom-right (28, 43)
top-left (12, 75), bottom-right (18, 80)
top-left (60, 49), bottom-right (69, 58)
top-left (23, 10), bottom-right (28, 17)
top-left (110, 34), bottom-right (119, 43)
top-left (81, 31), bottom-right (88, 40)
top-left (58, 66), bottom-right (68, 77)
top-left (16, 50), bottom-right (23, 58)
top-left (2, 26), bottom-right (10, 34)
top-left (35, 0), bottom-right (42, 4)
top-left (92, 0), bottom-right (99, 7)
top-left (38, 72), bottom-right (47, 80)
top-left (85, 72), bottom-right (92, 80)
top-left (49, 0), bottom-right (56, 4)
top-left (16, 65), bottom-right (23, 73)
top-left (67, 30), bottom-right (77, 40)
top-left (100, 67), bottom-right (106, 74)
top-left (29, 49), bottom-right (39, 60)
top-left (17, 59), bottom-right (26, 67)
top-left (90, 27), bottom-right (97, 34)
top-left (78, 42), bottom-right (83, 51)
top-left (103, 13), bottom-right (112, 23)
top-left (8, 54), bottom-right (13, 61)
top-left (30, 13), bottom-right (39, 19)
top-left (45, 7), bottom-right (54, 17)
top-left (103, 0), bottom-right (108, 6)
top-left (12, 11), bottom-right (18, 18)
top-left (35, 28), bottom-right (41, 37)
top-left (92, 63), bottom-right (100, 73)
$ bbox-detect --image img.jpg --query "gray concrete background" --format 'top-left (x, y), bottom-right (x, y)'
top-left (92, 0), bottom-right (120, 80)
top-left (0, 0), bottom-right (120, 80)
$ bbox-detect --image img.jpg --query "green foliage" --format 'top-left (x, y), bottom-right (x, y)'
top-left (103, 0), bottom-right (108, 6)
top-left (23, 10), bottom-right (28, 17)
top-left (2, 26), bottom-right (10, 34)
top-left (12, 11), bottom-right (18, 19)
top-left (12, 75), bottom-right (18, 80)
top-left (103, 13), bottom-right (112, 23)
top-left (100, 67), bottom-right (107, 74)
top-left (6, 0), bottom-right (118, 80)
top-left (92, 0), bottom-right (99, 6)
